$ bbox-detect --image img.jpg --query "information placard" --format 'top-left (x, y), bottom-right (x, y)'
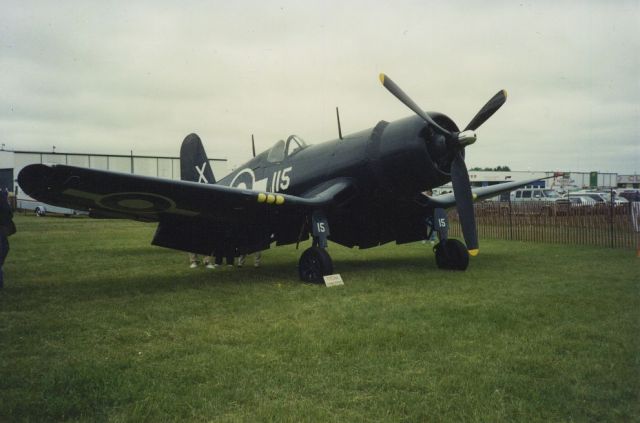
top-left (323, 274), bottom-right (344, 287)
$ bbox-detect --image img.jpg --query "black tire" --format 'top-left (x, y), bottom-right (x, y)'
top-left (434, 239), bottom-right (469, 271)
top-left (298, 246), bottom-right (333, 283)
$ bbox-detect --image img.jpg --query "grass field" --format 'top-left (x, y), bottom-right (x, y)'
top-left (1, 215), bottom-right (639, 422)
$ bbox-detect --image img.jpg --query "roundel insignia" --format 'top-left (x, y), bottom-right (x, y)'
top-left (97, 192), bottom-right (174, 213)
top-left (230, 168), bottom-right (256, 190)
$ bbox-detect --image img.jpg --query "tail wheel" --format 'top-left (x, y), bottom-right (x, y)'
top-left (35, 207), bottom-right (45, 217)
top-left (434, 239), bottom-right (469, 271)
top-left (298, 246), bottom-right (333, 284)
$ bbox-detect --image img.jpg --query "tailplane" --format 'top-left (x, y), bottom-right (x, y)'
top-left (180, 133), bottom-right (215, 183)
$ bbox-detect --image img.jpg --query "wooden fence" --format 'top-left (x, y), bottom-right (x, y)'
top-left (447, 201), bottom-right (640, 249)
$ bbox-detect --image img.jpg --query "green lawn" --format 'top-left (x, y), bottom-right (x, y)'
top-left (1, 215), bottom-right (639, 422)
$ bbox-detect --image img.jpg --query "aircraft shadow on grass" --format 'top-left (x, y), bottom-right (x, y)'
top-left (10, 250), bottom-right (513, 301)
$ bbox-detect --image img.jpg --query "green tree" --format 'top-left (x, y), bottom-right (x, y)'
top-left (469, 166), bottom-right (511, 171)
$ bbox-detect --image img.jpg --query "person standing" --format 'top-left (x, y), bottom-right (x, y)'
top-left (0, 189), bottom-right (16, 289)
top-left (213, 250), bottom-right (235, 268)
top-left (237, 251), bottom-right (262, 268)
top-left (188, 253), bottom-right (213, 269)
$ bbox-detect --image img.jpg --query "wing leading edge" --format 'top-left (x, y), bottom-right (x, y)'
top-left (424, 176), bottom-right (554, 209)
top-left (17, 164), bottom-right (354, 223)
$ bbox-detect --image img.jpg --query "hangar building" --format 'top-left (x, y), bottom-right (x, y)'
top-left (0, 148), bottom-right (227, 208)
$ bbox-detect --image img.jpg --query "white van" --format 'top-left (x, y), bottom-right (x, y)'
top-left (510, 188), bottom-right (561, 202)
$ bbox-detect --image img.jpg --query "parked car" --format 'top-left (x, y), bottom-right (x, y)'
top-left (17, 198), bottom-right (85, 217)
top-left (618, 190), bottom-right (640, 202)
top-left (555, 195), bottom-right (597, 206)
top-left (569, 190), bottom-right (628, 205)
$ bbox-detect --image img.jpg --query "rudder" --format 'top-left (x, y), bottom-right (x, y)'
top-left (180, 133), bottom-right (215, 183)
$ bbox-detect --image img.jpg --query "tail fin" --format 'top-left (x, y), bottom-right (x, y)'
top-left (180, 133), bottom-right (215, 183)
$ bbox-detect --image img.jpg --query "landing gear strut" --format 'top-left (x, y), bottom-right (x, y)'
top-left (298, 211), bottom-right (333, 283)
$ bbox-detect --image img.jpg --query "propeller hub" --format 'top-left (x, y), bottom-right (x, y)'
top-left (457, 130), bottom-right (477, 147)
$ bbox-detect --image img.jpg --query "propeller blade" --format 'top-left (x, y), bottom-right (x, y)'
top-left (379, 73), bottom-right (451, 136)
top-left (464, 89), bottom-right (508, 131)
top-left (450, 152), bottom-right (479, 255)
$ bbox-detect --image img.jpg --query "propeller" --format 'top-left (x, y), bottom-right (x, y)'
top-left (379, 73), bottom-right (507, 256)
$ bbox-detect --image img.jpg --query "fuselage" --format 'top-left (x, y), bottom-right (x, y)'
top-left (219, 114), bottom-right (456, 196)
top-left (217, 113), bottom-right (460, 249)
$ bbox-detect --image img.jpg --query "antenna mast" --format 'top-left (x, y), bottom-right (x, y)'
top-left (251, 134), bottom-right (256, 157)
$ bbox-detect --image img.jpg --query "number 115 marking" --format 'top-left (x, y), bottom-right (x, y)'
top-left (271, 166), bottom-right (292, 192)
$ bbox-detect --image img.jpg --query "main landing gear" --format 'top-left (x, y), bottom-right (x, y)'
top-left (298, 211), bottom-right (333, 283)
top-left (430, 207), bottom-right (470, 271)
top-left (434, 239), bottom-right (469, 270)
top-left (299, 246), bottom-right (333, 283)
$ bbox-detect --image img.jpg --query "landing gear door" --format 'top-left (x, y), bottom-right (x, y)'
top-left (434, 208), bottom-right (448, 241)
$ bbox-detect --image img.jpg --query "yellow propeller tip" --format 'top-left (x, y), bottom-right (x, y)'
top-left (379, 73), bottom-right (386, 84)
top-left (469, 249), bottom-right (479, 257)
top-left (503, 89), bottom-right (508, 98)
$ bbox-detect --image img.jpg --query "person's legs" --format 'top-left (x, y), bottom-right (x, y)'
top-left (204, 256), bottom-right (214, 269)
top-left (0, 236), bottom-right (9, 289)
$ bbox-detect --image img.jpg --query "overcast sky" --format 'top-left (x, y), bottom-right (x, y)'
top-left (1, 0), bottom-right (638, 174)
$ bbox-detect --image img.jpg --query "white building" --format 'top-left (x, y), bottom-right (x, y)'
top-left (434, 170), bottom-right (619, 195)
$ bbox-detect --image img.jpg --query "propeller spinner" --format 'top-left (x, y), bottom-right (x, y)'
top-left (379, 73), bottom-right (507, 256)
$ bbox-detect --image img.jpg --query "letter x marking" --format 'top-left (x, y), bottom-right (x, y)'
top-left (195, 162), bottom-right (208, 183)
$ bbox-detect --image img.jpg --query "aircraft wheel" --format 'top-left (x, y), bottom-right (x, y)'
top-left (35, 207), bottom-right (45, 217)
top-left (434, 239), bottom-right (469, 271)
top-left (298, 246), bottom-right (333, 284)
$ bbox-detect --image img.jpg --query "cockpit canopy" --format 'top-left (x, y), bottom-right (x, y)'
top-left (266, 135), bottom-right (307, 163)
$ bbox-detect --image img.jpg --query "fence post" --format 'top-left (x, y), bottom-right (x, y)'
top-left (566, 195), bottom-right (570, 244)
top-left (508, 196), bottom-right (513, 240)
top-left (610, 188), bottom-right (615, 248)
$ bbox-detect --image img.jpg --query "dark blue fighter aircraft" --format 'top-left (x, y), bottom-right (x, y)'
top-left (18, 74), bottom-right (543, 282)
